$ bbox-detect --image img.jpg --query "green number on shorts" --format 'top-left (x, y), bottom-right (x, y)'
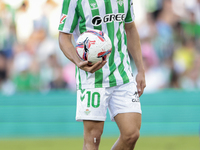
top-left (86, 91), bottom-right (100, 108)
top-left (86, 91), bottom-right (91, 107)
top-left (92, 92), bottom-right (100, 108)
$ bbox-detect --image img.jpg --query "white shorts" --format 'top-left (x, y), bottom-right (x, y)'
top-left (76, 81), bottom-right (142, 121)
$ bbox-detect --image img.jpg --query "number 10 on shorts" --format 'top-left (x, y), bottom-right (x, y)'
top-left (80, 90), bottom-right (101, 108)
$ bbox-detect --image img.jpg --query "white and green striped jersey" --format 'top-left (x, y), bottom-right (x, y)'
top-left (58, 0), bottom-right (135, 90)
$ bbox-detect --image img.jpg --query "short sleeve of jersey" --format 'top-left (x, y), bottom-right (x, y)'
top-left (125, 0), bottom-right (135, 23)
top-left (58, 0), bottom-right (79, 33)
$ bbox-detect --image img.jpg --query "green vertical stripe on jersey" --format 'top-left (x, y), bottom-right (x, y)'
top-left (88, 0), bottom-right (103, 88)
top-left (78, 1), bottom-right (87, 33)
top-left (125, 0), bottom-right (133, 22)
top-left (78, 68), bottom-right (82, 89)
top-left (77, 1), bottom-right (88, 88)
top-left (77, 1), bottom-right (86, 89)
top-left (58, 0), bottom-right (71, 30)
top-left (70, 5), bottom-right (79, 33)
top-left (105, 0), bottom-right (117, 87)
top-left (117, 2), bottom-right (129, 83)
top-left (123, 23), bottom-right (130, 66)
top-left (75, 66), bottom-right (82, 89)
top-left (88, 0), bottom-right (101, 31)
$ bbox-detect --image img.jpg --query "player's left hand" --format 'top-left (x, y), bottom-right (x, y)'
top-left (136, 71), bottom-right (146, 97)
top-left (78, 60), bottom-right (107, 73)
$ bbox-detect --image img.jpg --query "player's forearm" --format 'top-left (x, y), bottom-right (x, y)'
top-left (59, 32), bottom-right (81, 65)
top-left (125, 22), bottom-right (145, 73)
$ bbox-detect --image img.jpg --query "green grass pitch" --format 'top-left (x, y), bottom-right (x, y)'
top-left (0, 136), bottom-right (199, 150)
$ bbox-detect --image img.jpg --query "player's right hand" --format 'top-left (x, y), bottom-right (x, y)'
top-left (77, 60), bottom-right (107, 73)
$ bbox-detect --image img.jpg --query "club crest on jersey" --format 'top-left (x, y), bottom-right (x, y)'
top-left (117, 0), bottom-right (124, 6)
top-left (60, 14), bottom-right (67, 25)
top-left (90, 3), bottom-right (98, 10)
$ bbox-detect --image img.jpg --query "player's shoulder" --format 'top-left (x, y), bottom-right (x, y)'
top-left (62, 0), bottom-right (79, 8)
top-left (63, 0), bottom-right (79, 4)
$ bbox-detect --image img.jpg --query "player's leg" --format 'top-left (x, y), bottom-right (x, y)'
top-left (83, 120), bottom-right (104, 150)
top-left (76, 87), bottom-right (110, 150)
top-left (108, 81), bottom-right (142, 150)
top-left (111, 112), bottom-right (141, 150)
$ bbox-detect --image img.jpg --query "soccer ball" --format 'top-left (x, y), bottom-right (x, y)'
top-left (76, 29), bottom-right (112, 65)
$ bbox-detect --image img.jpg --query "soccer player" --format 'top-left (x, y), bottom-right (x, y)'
top-left (58, 0), bottom-right (146, 150)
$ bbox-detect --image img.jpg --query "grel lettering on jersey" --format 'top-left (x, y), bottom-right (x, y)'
top-left (60, 14), bottom-right (67, 24)
top-left (92, 13), bottom-right (126, 26)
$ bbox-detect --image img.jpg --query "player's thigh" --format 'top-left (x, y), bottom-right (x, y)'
top-left (108, 81), bottom-right (142, 121)
top-left (114, 112), bottom-right (141, 135)
top-left (76, 87), bottom-right (109, 121)
top-left (83, 120), bottom-right (105, 136)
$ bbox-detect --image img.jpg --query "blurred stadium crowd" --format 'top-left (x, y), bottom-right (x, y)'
top-left (0, 0), bottom-right (200, 95)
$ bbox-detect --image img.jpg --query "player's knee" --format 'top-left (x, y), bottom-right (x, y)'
top-left (85, 129), bottom-right (103, 145)
top-left (122, 130), bottom-right (140, 146)
top-left (92, 129), bottom-right (103, 143)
